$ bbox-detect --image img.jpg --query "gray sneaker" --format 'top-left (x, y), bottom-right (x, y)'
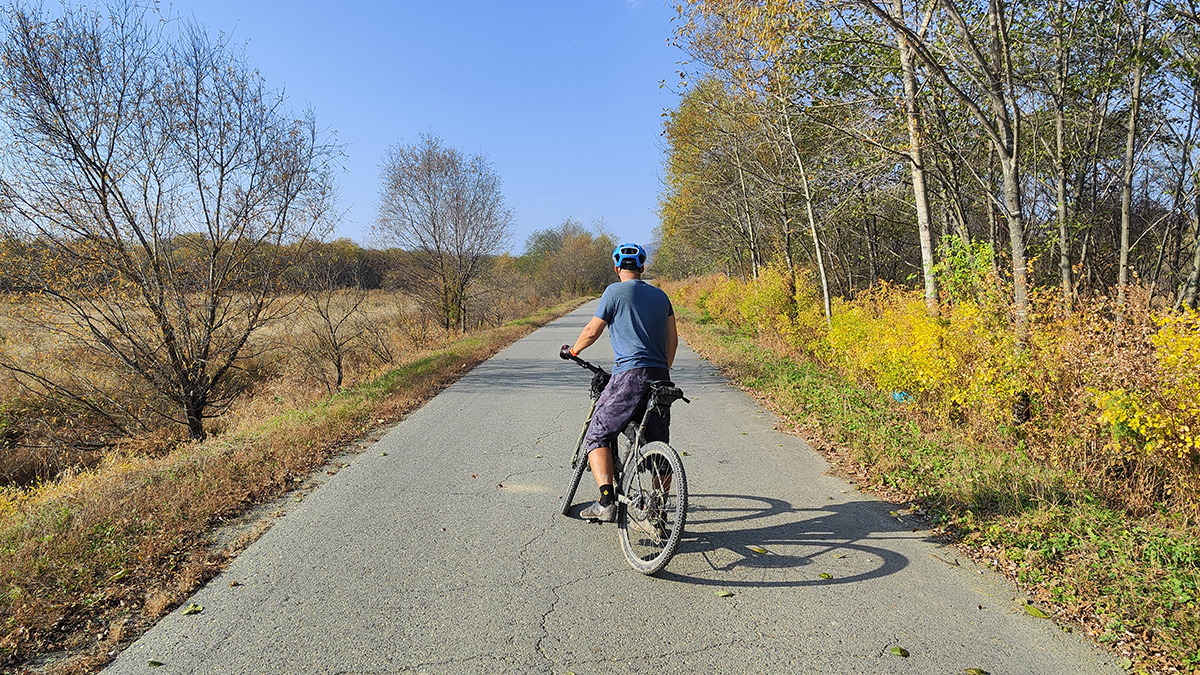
top-left (580, 500), bottom-right (616, 522)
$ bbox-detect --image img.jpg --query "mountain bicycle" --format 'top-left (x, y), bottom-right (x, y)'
top-left (558, 351), bottom-right (689, 575)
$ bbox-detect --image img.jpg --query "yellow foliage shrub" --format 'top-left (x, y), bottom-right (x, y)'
top-left (669, 269), bottom-right (1200, 512)
top-left (1094, 310), bottom-right (1200, 495)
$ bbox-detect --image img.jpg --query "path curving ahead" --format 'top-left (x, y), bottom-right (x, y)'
top-left (104, 301), bottom-right (1121, 674)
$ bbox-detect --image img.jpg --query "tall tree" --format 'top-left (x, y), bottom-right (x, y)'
top-left (0, 1), bottom-right (338, 440)
top-left (858, 0), bottom-right (1033, 334)
top-left (1117, 0), bottom-right (1154, 310)
top-left (375, 134), bottom-right (513, 332)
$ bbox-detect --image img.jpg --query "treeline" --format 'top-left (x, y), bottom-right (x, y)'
top-left (659, 0), bottom-right (1200, 319)
top-left (0, 234), bottom-right (612, 305)
top-left (0, 2), bottom-right (617, 483)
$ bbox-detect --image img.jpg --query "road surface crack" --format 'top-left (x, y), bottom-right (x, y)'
top-left (535, 569), bottom-right (619, 670)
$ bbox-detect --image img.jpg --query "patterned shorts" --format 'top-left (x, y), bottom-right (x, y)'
top-left (584, 367), bottom-right (671, 453)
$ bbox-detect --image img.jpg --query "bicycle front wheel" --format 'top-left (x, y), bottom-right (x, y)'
top-left (617, 441), bottom-right (687, 575)
top-left (560, 442), bottom-right (591, 516)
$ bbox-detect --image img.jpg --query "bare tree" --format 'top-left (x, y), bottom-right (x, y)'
top-left (0, 2), bottom-right (339, 440)
top-left (295, 244), bottom-right (372, 394)
top-left (375, 134), bottom-right (513, 332)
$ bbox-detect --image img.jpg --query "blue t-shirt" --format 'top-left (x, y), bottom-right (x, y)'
top-left (595, 279), bottom-right (674, 375)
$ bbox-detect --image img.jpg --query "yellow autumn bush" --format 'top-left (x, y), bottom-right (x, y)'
top-left (1093, 310), bottom-right (1200, 495)
top-left (667, 270), bottom-right (1200, 511)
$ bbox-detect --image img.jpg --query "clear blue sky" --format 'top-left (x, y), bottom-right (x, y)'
top-left (163, 0), bottom-right (682, 253)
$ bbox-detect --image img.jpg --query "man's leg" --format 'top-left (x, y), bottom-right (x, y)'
top-left (584, 445), bottom-right (616, 520)
top-left (588, 446), bottom-right (614, 488)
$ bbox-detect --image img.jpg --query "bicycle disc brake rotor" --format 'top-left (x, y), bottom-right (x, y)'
top-left (625, 486), bottom-right (667, 540)
top-left (625, 486), bottom-right (650, 521)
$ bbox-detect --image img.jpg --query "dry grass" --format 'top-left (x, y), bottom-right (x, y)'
top-left (0, 290), bottom-right (496, 485)
top-left (0, 296), bottom-right (587, 673)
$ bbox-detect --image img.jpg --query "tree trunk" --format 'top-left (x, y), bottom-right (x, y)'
top-left (1000, 154), bottom-right (1030, 337)
top-left (867, 213), bottom-right (880, 284)
top-left (1117, 0), bottom-right (1150, 312)
top-left (1181, 187), bottom-right (1200, 310)
top-left (1055, 120), bottom-right (1073, 310)
top-left (732, 148), bottom-right (761, 280)
top-left (781, 197), bottom-right (798, 300)
top-left (185, 398), bottom-right (206, 441)
top-left (985, 147), bottom-right (1003, 281)
top-left (894, 0), bottom-right (939, 315)
top-left (798, 154), bottom-right (832, 325)
top-left (780, 105), bottom-right (832, 323)
top-left (1052, 0), bottom-right (1073, 310)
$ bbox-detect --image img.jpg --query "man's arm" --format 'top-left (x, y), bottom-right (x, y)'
top-left (570, 316), bottom-right (607, 356)
top-left (666, 314), bottom-right (678, 369)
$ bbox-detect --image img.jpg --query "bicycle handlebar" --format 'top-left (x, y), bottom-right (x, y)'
top-left (560, 345), bottom-right (607, 375)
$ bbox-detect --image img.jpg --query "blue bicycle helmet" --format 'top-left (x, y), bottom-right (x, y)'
top-left (612, 242), bottom-right (647, 270)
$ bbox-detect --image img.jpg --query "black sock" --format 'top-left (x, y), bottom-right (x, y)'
top-left (599, 484), bottom-right (614, 507)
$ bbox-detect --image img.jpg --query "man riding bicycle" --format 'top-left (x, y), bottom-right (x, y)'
top-left (559, 242), bottom-right (678, 522)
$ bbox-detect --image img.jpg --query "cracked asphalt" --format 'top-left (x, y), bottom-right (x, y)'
top-left (104, 301), bottom-right (1123, 674)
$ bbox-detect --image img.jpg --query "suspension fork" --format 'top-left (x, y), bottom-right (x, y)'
top-left (572, 397), bottom-right (601, 469)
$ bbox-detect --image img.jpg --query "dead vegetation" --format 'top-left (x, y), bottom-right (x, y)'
top-left (0, 297), bottom-right (587, 674)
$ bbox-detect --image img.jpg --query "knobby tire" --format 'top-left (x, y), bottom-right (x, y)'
top-left (618, 441), bottom-right (687, 575)
top-left (561, 443), bottom-right (590, 516)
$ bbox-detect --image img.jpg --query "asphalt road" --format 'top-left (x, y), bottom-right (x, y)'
top-left (105, 300), bottom-right (1122, 674)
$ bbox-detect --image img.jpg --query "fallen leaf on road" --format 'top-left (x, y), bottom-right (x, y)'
top-left (148, 661), bottom-right (164, 668)
top-left (380, 452), bottom-right (388, 456)
top-left (890, 647), bottom-right (909, 658)
top-left (835, 554), bottom-right (847, 559)
top-left (965, 669), bottom-right (990, 675)
top-left (819, 573), bottom-right (832, 580)
top-left (748, 546), bottom-right (767, 554)
top-left (229, 581), bottom-right (241, 587)
top-left (715, 589), bottom-right (734, 597)
top-left (1023, 604), bottom-right (1051, 618)
top-left (535, 455), bottom-right (543, 458)
top-left (181, 603), bottom-right (203, 616)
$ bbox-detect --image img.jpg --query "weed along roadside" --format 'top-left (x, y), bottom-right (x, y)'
top-left (0, 298), bottom-right (588, 674)
top-left (669, 298), bottom-right (1200, 675)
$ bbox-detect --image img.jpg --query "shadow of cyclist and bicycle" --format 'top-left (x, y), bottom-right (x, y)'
top-left (655, 493), bottom-right (917, 588)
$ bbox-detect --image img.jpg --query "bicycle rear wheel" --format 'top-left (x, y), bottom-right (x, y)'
top-left (617, 441), bottom-right (687, 575)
